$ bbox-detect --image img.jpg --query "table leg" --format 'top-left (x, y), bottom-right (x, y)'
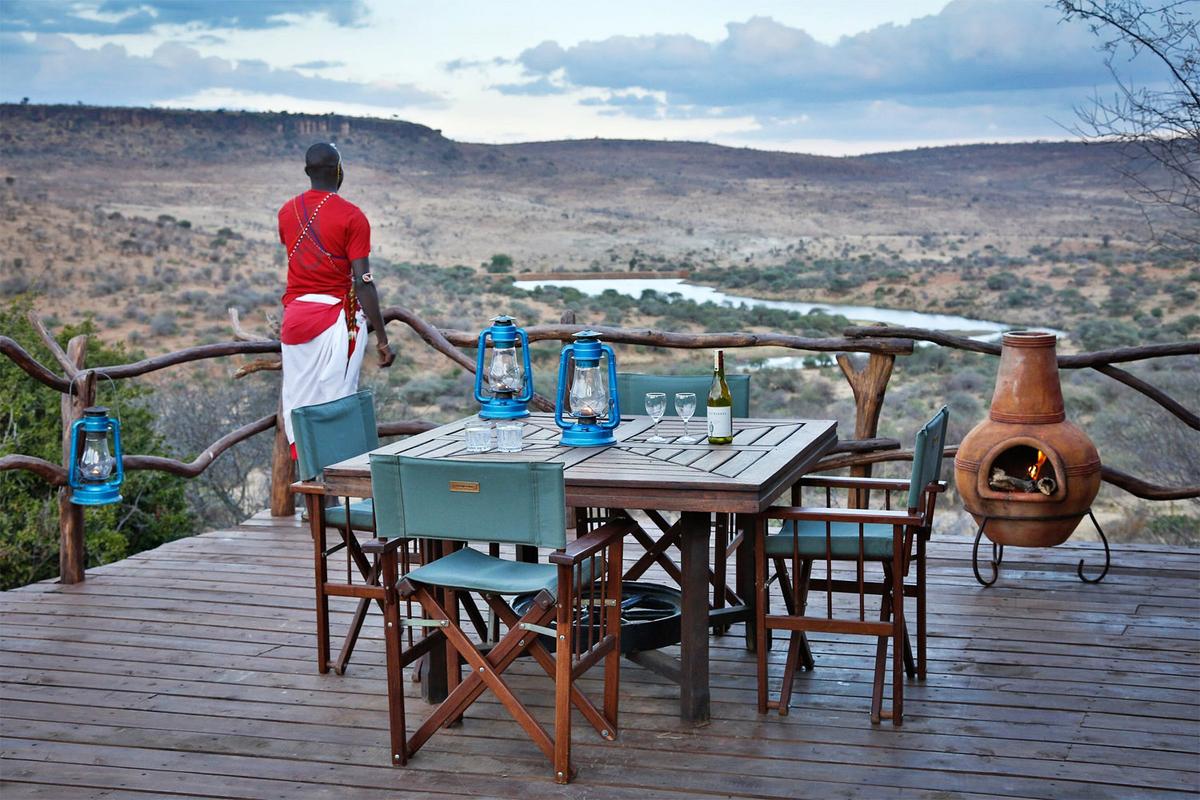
top-left (678, 510), bottom-right (711, 725)
top-left (306, 493), bottom-right (331, 674)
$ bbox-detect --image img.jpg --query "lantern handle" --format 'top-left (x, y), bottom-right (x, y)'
top-left (473, 328), bottom-right (491, 404)
top-left (99, 371), bottom-right (122, 425)
top-left (65, 369), bottom-right (122, 425)
top-left (554, 343), bottom-right (575, 430)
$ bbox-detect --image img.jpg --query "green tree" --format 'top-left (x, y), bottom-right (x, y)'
top-left (486, 253), bottom-right (514, 273)
top-left (0, 298), bottom-right (196, 589)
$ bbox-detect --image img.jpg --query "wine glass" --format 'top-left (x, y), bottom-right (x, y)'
top-left (674, 392), bottom-right (698, 443)
top-left (644, 392), bottom-right (668, 443)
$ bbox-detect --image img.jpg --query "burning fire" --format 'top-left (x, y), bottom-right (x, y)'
top-left (989, 448), bottom-right (1057, 496)
top-left (1027, 450), bottom-right (1047, 480)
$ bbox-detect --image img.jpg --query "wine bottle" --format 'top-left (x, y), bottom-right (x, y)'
top-left (707, 349), bottom-right (733, 445)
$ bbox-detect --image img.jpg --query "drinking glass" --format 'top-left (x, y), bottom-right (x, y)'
top-left (496, 422), bottom-right (524, 453)
top-left (674, 392), bottom-right (699, 443)
top-left (464, 421), bottom-right (493, 453)
top-left (645, 392), bottom-right (668, 443)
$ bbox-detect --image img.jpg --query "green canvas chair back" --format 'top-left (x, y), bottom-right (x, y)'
top-left (907, 406), bottom-right (950, 510)
top-left (292, 390), bottom-right (380, 481)
top-left (617, 372), bottom-right (750, 418)
top-left (370, 455), bottom-right (567, 549)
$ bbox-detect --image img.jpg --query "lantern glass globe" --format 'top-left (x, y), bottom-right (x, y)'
top-left (569, 364), bottom-right (608, 420)
top-left (80, 430), bottom-right (115, 481)
top-left (487, 346), bottom-right (524, 393)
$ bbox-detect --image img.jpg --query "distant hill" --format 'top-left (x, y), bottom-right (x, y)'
top-left (0, 103), bottom-right (1132, 190)
top-left (1, 103), bottom-right (1185, 350)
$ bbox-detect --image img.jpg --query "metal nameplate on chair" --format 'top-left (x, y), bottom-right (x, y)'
top-left (449, 481), bottom-right (480, 493)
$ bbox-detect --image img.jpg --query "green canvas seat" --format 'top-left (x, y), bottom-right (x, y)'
top-left (766, 520), bottom-right (896, 561)
top-left (617, 372), bottom-right (750, 418)
top-left (405, 547), bottom-right (557, 595)
top-left (324, 499), bottom-right (376, 531)
top-left (366, 455), bottom-right (633, 784)
top-left (403, 547), bottom-right (603, 596)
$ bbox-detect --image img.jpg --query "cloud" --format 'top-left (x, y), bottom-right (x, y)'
top-left (492, 77), bottom-right (569, 96)
top-left (515, 1), bottom-right (1163, 112)
top-left (0, 34), bottom-right (439, 109)
top-left (0, 0), bottom-right (368, 34)
top-left (445, 56), bottom-right (511, 73)
top-left (293, 60), bottom-right (345, 70)
top-left (579, 91), bottom-right (665, 119)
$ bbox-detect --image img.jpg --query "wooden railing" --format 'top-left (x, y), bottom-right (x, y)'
top-left (2, 306), bottom-right (1197, 584)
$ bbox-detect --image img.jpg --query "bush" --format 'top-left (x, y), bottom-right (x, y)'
top-left (1144, 514), bottom-right (1198, 545)
top-left (486, 253), bottom-right (513, 273)
top-left (986, 272), bottom-right (1019, 291)
top-left (149, 312), bottom-right (178, 336)
top-left (1072, 319), bottom-right (1141, 351)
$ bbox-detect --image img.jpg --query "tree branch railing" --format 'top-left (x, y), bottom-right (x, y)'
top-left (123, 414), bottom-right (277, 478)
top-left (812, 445), bottom-right (1200, 502)
top-left (843, 326), bottom-right (1200, 430)
top-left (3, 308), bottom-right (1197, 586)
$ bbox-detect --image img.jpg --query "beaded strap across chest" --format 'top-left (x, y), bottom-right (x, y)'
top-left (289, 192), bottom-right (336, 266)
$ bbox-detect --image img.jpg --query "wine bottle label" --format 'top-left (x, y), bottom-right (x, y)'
top-left (707, 406), bottom-right (732, 438)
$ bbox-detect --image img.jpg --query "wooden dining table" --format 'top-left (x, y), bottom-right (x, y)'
top-left (318, 412), bottom-right (837, 724)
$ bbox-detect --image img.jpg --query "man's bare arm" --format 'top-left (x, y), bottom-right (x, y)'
top-left (351, 257), bottom-right (395, 368)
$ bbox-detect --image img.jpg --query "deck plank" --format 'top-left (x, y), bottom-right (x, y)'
top-left (2, 512), bottom-right (1197, 799)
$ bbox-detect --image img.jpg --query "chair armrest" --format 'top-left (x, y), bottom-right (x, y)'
top-left (550, 518), bottom-right (636, 566)
top-left (360, 536), bottom-right (404, 555)
top-left (763, 506), bottom-right (925, 526)
top-left (797, 476), bottom-right (913, 491)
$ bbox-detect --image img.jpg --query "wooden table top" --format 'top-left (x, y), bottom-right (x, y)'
top-left (321, 414), bottom-right (837, 514)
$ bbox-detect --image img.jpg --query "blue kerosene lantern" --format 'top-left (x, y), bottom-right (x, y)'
top-left (68, 406), bottom-right (124, 505)
top-left (474, 315), bottom-right (533, 419)
top-left (554, 330), bottom-right (620, 446)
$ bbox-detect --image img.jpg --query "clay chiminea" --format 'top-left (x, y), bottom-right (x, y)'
top-left (954, 332), bottom-right (1101, 547)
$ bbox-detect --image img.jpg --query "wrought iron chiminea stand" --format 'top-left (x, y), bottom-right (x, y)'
top-left (972, 508), bottom-right (1111, 586)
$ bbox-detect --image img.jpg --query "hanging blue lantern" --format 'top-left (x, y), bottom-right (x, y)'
top-left (68, 406), bottom-right (124, 506)
top-left (473, 315), bottom-right (533, 419)
top-left (554, 330), bottom-right (620, 447)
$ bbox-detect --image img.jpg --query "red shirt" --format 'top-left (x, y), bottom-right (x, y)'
top-left (278, 190), bottom-right (371, 344)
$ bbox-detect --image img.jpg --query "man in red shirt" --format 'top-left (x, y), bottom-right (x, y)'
top-left (278, 142), bottom-right (394, 455)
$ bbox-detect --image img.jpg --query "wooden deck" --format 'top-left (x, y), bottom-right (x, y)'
top-left (2, 512), bottom-right (1197, 799)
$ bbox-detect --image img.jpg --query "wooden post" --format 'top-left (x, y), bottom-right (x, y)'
top-left (836, 352), bottom-right (895, 508)
top-left (59, 335), bottom-right (93, 584)
top-left (270, 396), bottom-right (295, 516)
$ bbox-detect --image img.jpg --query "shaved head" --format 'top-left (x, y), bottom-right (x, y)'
top-left (304, 142), bottom-right (343, 190)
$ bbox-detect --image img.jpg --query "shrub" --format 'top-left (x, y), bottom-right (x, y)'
top-left (1072, 319), bottom-right (1141, 351)
top-left (149, 312), bottom-right (178, 336)
top-left (986, 272), bottom-right (1019, 291)
top-left (486, 253), bottom-right (513, 273)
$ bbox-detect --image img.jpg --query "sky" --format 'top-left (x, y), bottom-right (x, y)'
top-left (0, 0), bottom-right (1165, 155)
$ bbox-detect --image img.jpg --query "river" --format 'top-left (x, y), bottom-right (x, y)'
top-left (512, 278), bottom-right (1011, 335)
